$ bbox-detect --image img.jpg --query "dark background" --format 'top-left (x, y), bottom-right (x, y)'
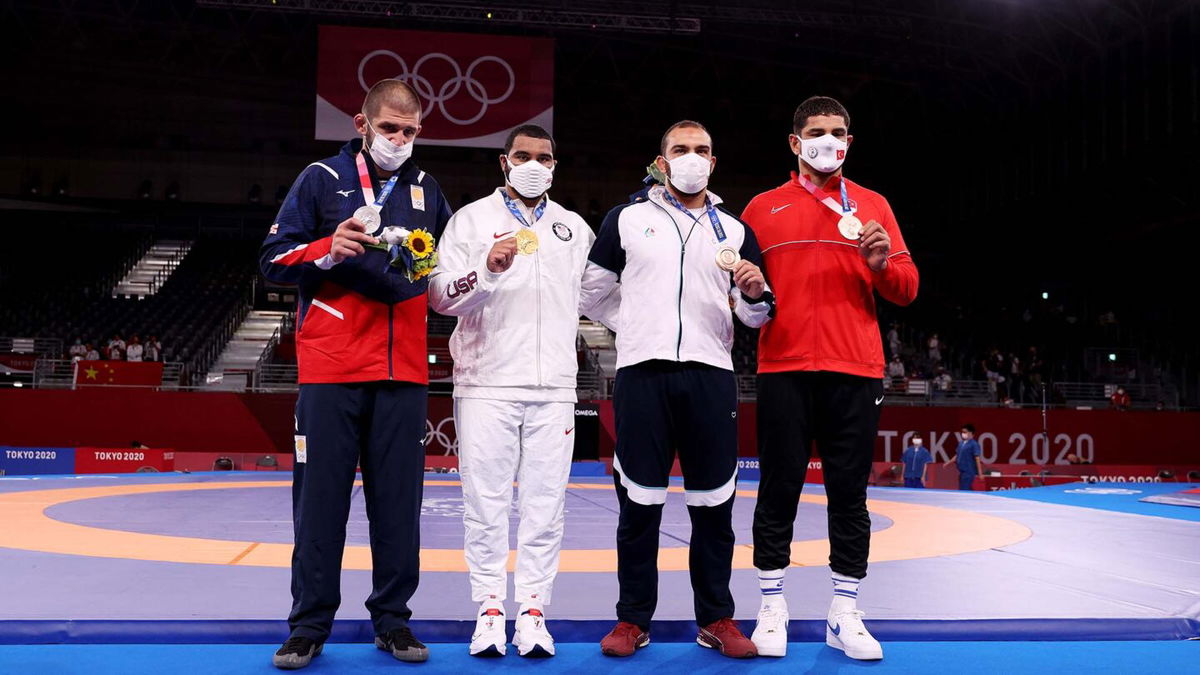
top-left (1, 0), bottom-right (1197, 398)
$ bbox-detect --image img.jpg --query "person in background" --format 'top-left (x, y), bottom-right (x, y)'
top-left (945, 424), bottom-right (984, 490)
top-left (68, 337), bottom-right (87, 360)
top-left (901, 435), bottom-right (932, 488)
top-left (1109, 386), bottom-right (1131, 411)
top-left (125, 335), bottom-right (144, 362)
top-left (84, 343), bottom-right (100, 361)
top-left (144, 335), bottom-right (161, 362)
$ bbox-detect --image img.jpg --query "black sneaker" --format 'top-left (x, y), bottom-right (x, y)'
top-left (273, 636), bottom-right (323, 669)
top-left (375, 625), bottom-right (430, 663)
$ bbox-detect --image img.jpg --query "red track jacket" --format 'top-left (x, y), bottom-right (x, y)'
top-left (742, 172), bottom-right (919, 379)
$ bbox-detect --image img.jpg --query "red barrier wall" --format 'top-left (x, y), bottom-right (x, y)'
top-left (2, 390), bottom-right (1198, 465)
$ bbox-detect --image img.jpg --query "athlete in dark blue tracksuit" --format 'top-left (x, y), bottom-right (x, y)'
top-left (259, 81), bottom-right (451, 669)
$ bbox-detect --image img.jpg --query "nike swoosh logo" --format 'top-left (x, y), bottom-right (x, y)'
top-left (494, 231), bottom-right (514, 239)
top-left (828, 622), bottom-right (841, 636)
top-left (875, 396), bottom-right (885, 405)
top-left (336, 189), bottom-right (355, 197)
top-left (770, 204), bottom-right (792, 214)
top-left (565, 428), bottom-right (574, 436)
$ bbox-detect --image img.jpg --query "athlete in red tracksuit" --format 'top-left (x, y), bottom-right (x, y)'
top-left (260, 80), bottom-right (452, 669)
top-left (740, 97), bottom-right (918, 662)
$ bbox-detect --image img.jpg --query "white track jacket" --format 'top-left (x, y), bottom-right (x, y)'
top-left (583, 185), bottom-right (774, 372)
top-left (429, 189), bottom-right (619, 401)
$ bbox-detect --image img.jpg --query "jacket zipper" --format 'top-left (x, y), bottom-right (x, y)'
top-left (676, 244), bottom-right (685, 360)
top-left (387, 303), bottom-right (394, 380)
top-left (534, 234), bottom-right (543, 386)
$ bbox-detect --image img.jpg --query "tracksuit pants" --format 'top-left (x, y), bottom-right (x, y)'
top-left (904, 477), bottom-right (924, 488)
top-left (455, 397), bottom-right (575, 605)
top-left (611, 361), bottom-right (739, 628)
top-left (958, 471), bottom-right (977, 490)
top-left (752, 371), bottom-right (883, 580)
top-left (288, 382), bottom-right (427, 641)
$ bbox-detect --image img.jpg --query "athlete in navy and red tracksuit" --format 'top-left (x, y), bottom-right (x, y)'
top-left (260, 81), bottom-right (451, 669)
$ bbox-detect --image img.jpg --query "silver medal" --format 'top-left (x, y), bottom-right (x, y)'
top-left (715, 245), bottom-right (741, 271)
top-left (354, 205), bottom-right (382, 233)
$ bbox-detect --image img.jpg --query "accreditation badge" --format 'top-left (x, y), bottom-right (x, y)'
top-left (410, 185), bottom-right (425, 211)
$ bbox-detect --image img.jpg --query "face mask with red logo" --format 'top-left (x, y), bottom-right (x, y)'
top-left (798, 133), bottom-right (848, 173)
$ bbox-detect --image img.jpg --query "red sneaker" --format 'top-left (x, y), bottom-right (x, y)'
top-left (698, 617), bottom-right (758, 658)
top-left (600, 621), bottom-right (650, 657)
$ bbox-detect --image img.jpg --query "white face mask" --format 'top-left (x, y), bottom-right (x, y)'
top-left (366, 120), bottom-right (413, 171)
top-left (506, 157), bottom-right (554, 199)
top-left (798, 133), bottom-right (848, 173)
top-left (666, 152), bottom-right (711, 195)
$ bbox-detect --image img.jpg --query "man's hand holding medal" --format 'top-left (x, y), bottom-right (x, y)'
top-left (857, 219), bottom-right (891, 272)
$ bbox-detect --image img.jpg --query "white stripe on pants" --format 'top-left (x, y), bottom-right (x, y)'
top-left (455, 397), bottom-right (575, 604)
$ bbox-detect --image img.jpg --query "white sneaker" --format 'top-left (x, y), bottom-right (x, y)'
top-left (750, 598), bottom-right (788, 657)
top-left (469, 602), bottom-right (507, 657)
top-left (513, 608), bottom-right (555, 657)
top-left (826, 607), bottom-right (883, 660)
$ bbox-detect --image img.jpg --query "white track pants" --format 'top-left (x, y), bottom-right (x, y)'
top-left (455, 398), bottom-right (575, 604)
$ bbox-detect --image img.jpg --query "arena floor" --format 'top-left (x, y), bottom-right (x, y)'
top-left (0, 471), bottom-right (1197, 672)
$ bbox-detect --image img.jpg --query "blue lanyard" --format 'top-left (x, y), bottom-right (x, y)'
top-left (662, 190), bottom-right (727, 243)
top-left (838, 177), bottom-right (853, 214)
top-left (374, 174), bottom-right (399, 208)
top-left (500, 189), bottom-right (546, 228)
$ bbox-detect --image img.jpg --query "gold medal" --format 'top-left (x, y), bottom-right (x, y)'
top-left (516, 228), bottom-right (539, 255)
top-left (838, 214), bottom-right (863, 240)
top-left (715, 245), bottom-right (740, 271)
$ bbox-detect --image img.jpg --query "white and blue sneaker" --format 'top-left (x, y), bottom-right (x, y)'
top-left (750, 598), bottom-right (788, 657)
top-left (826, 607), bottom-right (883, 660)
top-left (513, 607), bottom-right (555, 657)
top-left (469, 601), bottom-right (507, 657)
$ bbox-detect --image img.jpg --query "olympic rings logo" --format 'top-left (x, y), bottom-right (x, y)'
top-left (425, 416), bottom-right (459, 456)
top-left (358, 50), bottom-right (516, 126)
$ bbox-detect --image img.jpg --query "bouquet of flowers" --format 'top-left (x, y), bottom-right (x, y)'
top-left (366, 226), bottom-right (438, 282)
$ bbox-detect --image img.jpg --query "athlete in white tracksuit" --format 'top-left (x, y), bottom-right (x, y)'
top-left (428, 125), bottom-right (618, 658)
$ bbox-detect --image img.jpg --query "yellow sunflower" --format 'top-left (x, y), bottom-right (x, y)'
top-left (405, 229), bottom-right (435, 259)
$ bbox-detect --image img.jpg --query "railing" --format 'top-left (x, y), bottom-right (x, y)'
top-left (0, 337), bottom-right (64, 357)
top-left (253, 362), bottom-right (299, 392)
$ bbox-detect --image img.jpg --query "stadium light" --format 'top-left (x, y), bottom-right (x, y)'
top-left (1108, 353), bottom-right (1117, 362)
top-left (1041, 292), bottom-right (1049, 300)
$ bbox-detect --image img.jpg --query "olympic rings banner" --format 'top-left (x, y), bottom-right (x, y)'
top-left (316, 25), bottom-right (554, 148)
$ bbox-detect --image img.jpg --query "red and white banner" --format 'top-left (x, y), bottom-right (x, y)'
top-left (316, 26), bottom-right (554, 148)
top-left (0, 352), bottom-right (37, 375)
top-left (75, 447), bottom-right (175, 474)
top-left (73, 360), bottom-right (164, 388)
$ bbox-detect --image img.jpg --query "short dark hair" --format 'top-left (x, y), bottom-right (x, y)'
top-left (962, 423), bottom-right (976, 434)
top-left (362, 79), bottom-right (422, 119)
top-left (504, 124), bottom-right (556, 155)
top-left (792, 96), bottom-right (850, 133)
top-left (660, 120), bottom-right (709, 155)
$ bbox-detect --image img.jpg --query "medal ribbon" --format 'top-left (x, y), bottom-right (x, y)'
top-left (796, 173), bottom-right (856, 217)
top-left (356, 152), bottom-right (400, 210)
top-left (661, 189), bottom-right (727, 243)
top-left (500, 189), bottom-right (547, 228)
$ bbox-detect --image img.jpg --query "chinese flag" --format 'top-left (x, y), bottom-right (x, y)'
top-left (74, 360), bottom-right (164, 387)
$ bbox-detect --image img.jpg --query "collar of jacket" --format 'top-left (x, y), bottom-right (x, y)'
top-left (646, 183), bottom-right (724, 209)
